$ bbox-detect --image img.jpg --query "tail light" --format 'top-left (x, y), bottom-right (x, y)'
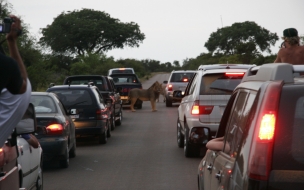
top-left (167, 84), bottom-right (173, 91)
top-left (96, 109), bottom-right (108, 120)
top-left (225, 72), bottom-right (244, 77)
top-left (182, 78), bottom-right (188, 82)
top-left (248, 81), bottom-right (282, 181)
top-left (191, 100), bottom-right (213, 115)
top-left (46, 124), bottom-right (64, 135)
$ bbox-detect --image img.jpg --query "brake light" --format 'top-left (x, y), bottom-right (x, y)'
top-left (191, 101), bottom-right (213, 115)
top-left (248, 81), bottom-right (282, 181)
top-left (119, 68), bottom-right (125, 70)
top-left (225, 72), bottom-right (244, 77)
top-left (183, 78), bottom-right (188, 82)
top-left (167, 84), bottom-right (173, 91)
top-left (96, 109), bottom-right (108, 120)
top-left (46, 124), bottom-right (64, 135)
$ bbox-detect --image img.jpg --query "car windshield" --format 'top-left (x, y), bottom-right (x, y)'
top-left (170, 73), bottom-right (195, 82)
top-left (48, 89), bottom-right (93, 106)
top-left (200, 73), bottom-right (243, 95)
top-left (111, 76), bottom-right (138, 83)
top-left (30, 95), bottom-right (57, 113)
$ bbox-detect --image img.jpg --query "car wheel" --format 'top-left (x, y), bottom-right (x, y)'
top-left (184, 127), bottom-right (198, 157)
top-left (59, 145), bottom-right (69, 168)
top-left (177, 119), bottom-right (184, 148)
top-left (36, 156), bottom-right (43, 190)
top-left (99, 130), bottom-right (107, 144)
top-left (166, 98), bottom-right (172, 107)
top-left (115, 111), bottom-right (122, 126)
top-left (69, 139), bottom-right (76, 158)
top-left (107, 121), bottom-right (111, 138)
top-left (110, 114), bottom-right (116, 131)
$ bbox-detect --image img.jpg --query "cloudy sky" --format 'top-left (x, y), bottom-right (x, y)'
top-left (9, 0), bottom-right (304, 64)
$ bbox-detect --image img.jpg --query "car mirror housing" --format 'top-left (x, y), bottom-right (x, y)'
top-left (15, 103), bottom-right (37, 135)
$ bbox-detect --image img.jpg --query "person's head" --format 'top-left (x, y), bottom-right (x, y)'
top-left (282, 28), bottom-right (300, 46)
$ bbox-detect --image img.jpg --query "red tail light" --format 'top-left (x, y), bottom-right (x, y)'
top-left (96, 109), bottom-right (108, 120)
top-left (191, 101), bottom-right (213, 115)
top-left (225, 72), bottom-right (244, 77)
top-left (182, 78), bottom-right (188, 82)
top-left (46, 124), bottom-right (64, 135)
top-left (167, 84), bottom-right (173, 91)
top-left (248, 81), bottom-right (282, 181)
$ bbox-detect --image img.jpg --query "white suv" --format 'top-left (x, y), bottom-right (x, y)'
top-left (164, 70), bottom-right (196, 107)
top-left (177, 64), bottom-right (255, 157)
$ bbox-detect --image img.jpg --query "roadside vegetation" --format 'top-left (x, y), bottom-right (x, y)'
top-left (1, 1), bottom-right (303, 91)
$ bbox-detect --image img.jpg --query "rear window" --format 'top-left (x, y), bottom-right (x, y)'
top-left (30, 95), bottom-right (57, 113)
top-left (199, 73), bottom-right (243, 95)
top-left (111, 75), bottom-right (139, 83)
top-left (64, 77), bottom-right (107, 91)
top-left (170, 73), bottom-right (195, 82)
top-left (272, 85), bottom-right (304, 170)
top-left (48, 89), bottom-right (93, 106)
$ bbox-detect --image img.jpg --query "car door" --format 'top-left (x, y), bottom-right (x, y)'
top-left (210, 90), bottom-right (256, 190)
top-left (17, 137), bottom-right (32, 188)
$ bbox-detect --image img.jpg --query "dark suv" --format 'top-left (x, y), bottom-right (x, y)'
top-left (47, 84), bottom-right (111, 144)
top-left (63, 75), bottom-right (123, 129)
top-left (197, 63), bottom-right (304, 190)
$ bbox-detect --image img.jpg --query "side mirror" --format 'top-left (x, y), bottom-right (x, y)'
top-left (189, 127), bottom-right (211, 145)
top-left (15, 103), bottom-right (37, 135)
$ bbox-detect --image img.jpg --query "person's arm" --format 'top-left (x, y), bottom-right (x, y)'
top-left (206, 136), bottom-right (224, 151)
top-left (21, 134), bottom-right (39, 148)
top-left (6, 15), bottom-right (27, 94)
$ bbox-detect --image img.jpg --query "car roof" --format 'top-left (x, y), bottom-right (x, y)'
top-left (198, 68), bottom-right (250, 75)
top-left (32, 92), bottom-right (55, 96)
top-left (48, 84), bottom-right (97, 90)
top-left (198, 64), bottom-right (255, 71)
top-left (171, 70), bottom-right (196, 73)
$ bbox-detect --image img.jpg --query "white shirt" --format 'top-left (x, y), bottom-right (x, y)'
top-left (0, 79), bottom-right (31, 147)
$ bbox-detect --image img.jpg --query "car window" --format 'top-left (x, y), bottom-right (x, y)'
top-left (30, 95), bottom-right (57, 113)
top-left (170, 73), bottom-right (195, 82)
top-left (112, 76), bottom-right (138, 83)
top-left (223, 90), bottom-right (256, 157)
top-left (273, 86), bottom-right (304, 170)
top-left (92, 88), bottom-right (104, 104)
top-left (199, 73), bottom-right (243, 95)
top-left (188, 74), bottom-right (198, 95)
top-left (49, 89), bottom-right (93, 106)
top-left (111, 69), bottom-right (133, 74)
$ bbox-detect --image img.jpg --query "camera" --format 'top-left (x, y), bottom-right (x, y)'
top-left (0, 17), bottom-right (14, 33)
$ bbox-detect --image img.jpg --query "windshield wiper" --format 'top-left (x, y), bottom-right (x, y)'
top-left (67, 101), bottom-right (87, 109)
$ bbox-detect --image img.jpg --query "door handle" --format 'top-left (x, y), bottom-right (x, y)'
top-left (207, 164), bottom-right (212, 171)
top-left (215, 171), bottom-right (222, 181)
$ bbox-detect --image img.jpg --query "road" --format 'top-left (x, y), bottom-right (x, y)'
top-left (43, 73), bottom-right (202, 190)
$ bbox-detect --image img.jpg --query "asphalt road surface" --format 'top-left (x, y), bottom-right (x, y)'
top-left (43, 73), bottom-right (202, 190)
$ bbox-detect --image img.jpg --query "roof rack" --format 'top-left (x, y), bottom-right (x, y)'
top-left (198, 64), bottom-right (255, 71)
top-left (242, 63), bottom-right (304, 83)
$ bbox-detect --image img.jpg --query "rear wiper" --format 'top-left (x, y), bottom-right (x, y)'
top-left (67, 101), bottom-right (87, 109)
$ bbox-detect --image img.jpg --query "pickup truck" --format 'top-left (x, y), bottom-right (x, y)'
top-left (109, 73), bottom-right (143, 109)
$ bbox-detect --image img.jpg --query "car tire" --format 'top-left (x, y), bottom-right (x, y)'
top-left (36, 156), bottom-right (43, 190)
top-left (166, 98), bottom-right (172, 107)
top-left (106, 121), bottom-right (111, 138)
top-left (115, 111), bottom-right (122, 126)
top-left (69, 139), bottom-right (76, 158)
top-left (110, 114), bottom-right (116, 131)
top-left (99, 130), bottom-right (107, 144)
top-left (59, 145), bottom-right (69, 168)
top-left (184, 126), bottom-right (198, 157)
top-left (177, 119), bottom-right (184, 148)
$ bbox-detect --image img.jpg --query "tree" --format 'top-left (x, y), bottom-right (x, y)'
top-left (204, 21), bottom-right (278, 58)
top-left (39, 9), bottom-right (145, 56)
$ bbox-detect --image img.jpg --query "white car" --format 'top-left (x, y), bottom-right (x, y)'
top-left (17, 136), bottom-right (43, 190)
top-left (16, 104), bottom-right (43, 190)
top-left (177, 64), bottom-right (255, 157)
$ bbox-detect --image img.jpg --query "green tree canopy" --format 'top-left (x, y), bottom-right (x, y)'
top-left (39, 9), bottom-right (145, 56)
top-left (204, 21), bottom-right (278, 57)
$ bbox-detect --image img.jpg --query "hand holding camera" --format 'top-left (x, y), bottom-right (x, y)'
top-left (1, 15), bottom-right (22, 41)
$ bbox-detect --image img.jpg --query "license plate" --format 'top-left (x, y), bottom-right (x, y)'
top-left (70, 115), bottom-right (79, 119)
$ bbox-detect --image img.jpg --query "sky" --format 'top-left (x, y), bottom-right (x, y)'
top-left (8, 0), bottom-right (304, 64)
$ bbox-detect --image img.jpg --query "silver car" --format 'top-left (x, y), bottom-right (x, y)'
top-left (164, 70), bottom-right (196, 107)
top-left (177, 64), bottom-right (255, 157)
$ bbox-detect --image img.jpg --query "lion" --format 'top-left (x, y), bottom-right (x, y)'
top-left (156, 84), bottom-right (166, 103)
top-left (128, 81), bottom-right (163, 112)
